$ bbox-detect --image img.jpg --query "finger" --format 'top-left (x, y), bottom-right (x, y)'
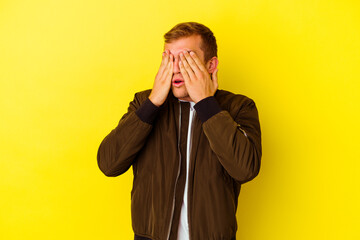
top-left (166, 54), bottom-right (174, 82)
top-left (165, 49), bottom-right (171, 62)
top-left (189, 51), bottom-right (208, 73)
top-left (183, 51), bottom-right (202, 75)
top-left (165, 53), bottom-right (173, 73)
top-left (158, 50), bottom-right (171, 79)
top-left (161, 53), bottom-right (173, 80)
top-left (179, 59), bottom-right (191, 83)
top-left (160, 50), bottom-right (171, 69)
top-left (180, 52), bottom-right (196, 80)
top-left (179, 60), bottom-right (191, 85)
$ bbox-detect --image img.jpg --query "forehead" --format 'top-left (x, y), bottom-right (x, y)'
top-left (164, 35), bottom-right (203, 56)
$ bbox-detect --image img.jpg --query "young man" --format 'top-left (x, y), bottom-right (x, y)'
top-left (97, 22), bottom-right (262, 240)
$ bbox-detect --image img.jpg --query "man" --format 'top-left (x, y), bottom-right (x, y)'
top-left (97, 22), bottom-right (262, 240)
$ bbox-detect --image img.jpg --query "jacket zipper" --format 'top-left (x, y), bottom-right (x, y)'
top-left (166, 100), bottom-right (182, 240)
top-left (187, 109), bottom-right (196, 240)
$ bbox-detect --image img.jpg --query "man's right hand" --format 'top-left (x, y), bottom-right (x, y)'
top-left (149, 49), bottom-right (174, 107)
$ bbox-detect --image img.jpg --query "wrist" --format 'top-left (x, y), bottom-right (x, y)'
top-left (135, 98), bottom-right (160, 125)
top-left (194, 96), bottom-right (222, 123)
top-left (195, 95), bottom-right (212, 104)
top-left (148, 95), bottom-right (162, 107)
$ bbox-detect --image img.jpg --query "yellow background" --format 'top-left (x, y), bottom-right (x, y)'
top-left (1, 0), bottom-right (359, 239)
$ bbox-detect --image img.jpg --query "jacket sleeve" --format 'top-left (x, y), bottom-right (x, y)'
top-left (97, 92), bottom-right (160, 177)
top-left (194, 96), bottom-right (262, 184)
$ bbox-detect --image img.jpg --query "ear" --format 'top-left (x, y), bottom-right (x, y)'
top-left (206, 57), bottom-right (219, 74)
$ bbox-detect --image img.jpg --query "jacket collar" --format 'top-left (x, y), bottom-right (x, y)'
top-left (167, 88), bottom-right (220, 104)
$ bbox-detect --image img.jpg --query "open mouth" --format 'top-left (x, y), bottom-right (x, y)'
top-left (173, 79), bottom-right (184, 87)
top-left (173, 78), bottom-right (184, 83)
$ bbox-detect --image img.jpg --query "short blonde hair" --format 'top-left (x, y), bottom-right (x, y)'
top-left (164, 22), bottom-right (217, 63)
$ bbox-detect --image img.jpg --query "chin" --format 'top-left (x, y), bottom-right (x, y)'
top-left (172, 88), bottom-right (192, 101)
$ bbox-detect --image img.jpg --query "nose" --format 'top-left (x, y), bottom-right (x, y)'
top-left (173, 56), bottom-right (181, 74)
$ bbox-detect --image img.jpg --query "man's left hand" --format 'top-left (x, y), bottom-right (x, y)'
top-left (179, 50), bottom-right (218, 103)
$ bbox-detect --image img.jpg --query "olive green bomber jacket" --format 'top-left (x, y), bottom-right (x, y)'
top-left (97, 88), bottom-right (262, 240)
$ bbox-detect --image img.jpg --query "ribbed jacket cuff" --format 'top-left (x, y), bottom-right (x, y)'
top-left (194, 96), bottom-right (222, 123)
top-left (135, 98), bottom-right (160, 125)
